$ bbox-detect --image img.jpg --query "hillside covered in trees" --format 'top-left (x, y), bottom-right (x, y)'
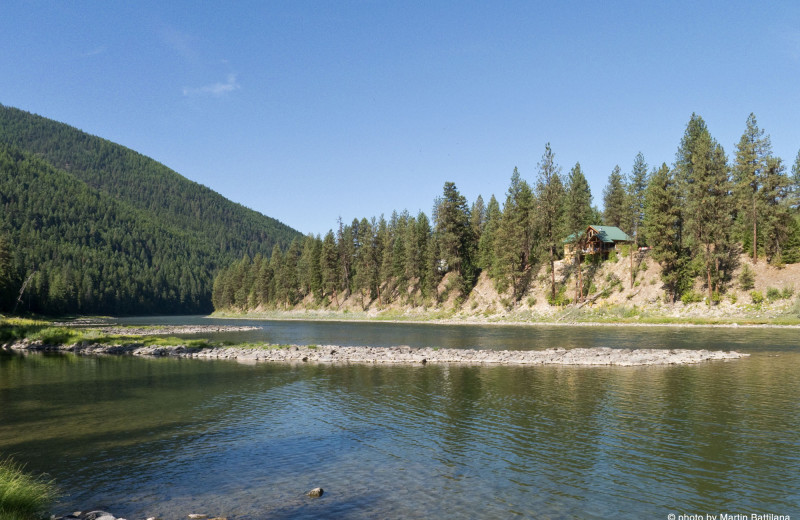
top-left (214, 113), bottom-right (800, 313)
top-left (0, 105), bottom-right (301, 315)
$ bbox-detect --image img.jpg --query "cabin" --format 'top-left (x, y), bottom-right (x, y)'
top-left (563, 225), bottom-right (633, 258)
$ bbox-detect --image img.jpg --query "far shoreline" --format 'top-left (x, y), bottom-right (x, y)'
top-left (208, 310), bottom-right (800, 329)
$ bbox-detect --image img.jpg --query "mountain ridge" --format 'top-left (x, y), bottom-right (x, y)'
top-left (0, 104), bottom-right (302, 315)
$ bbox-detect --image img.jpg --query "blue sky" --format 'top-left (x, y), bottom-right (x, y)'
top-left (2, 1), bottom-right (799, 235)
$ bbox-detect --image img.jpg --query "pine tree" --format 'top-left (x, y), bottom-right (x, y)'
top-left (626, 152), bottom-right (649, 288)
top-left (470, 195), bottom-right (486, 244)
top-left (628, 152), bottom-right (649, 245)
top-left (321, 230), bottom-right (339, 305)
top-left (684, 128), bottom-right (733, 302)
top-left (495, 168), bottom-right (535, 298)
top-left (433, 182), bottom-right (475, 289)
top-left (644, 164), bottom-right (683, 301)
top-left (0, 233), bottom-right (14, 311)
top-left (534, 143), bottom-right (565, 301)
top-left (565, 162), bottom-right (593, 301)
top-left (602, 165), bottom-right (628, 228)
top-left (734, 113), bottom-right (771, 262)
top-left (760, 156), bottom-right (791, 264)
top-left (477, 195), bottom-right (501, 272)
top-left (353, 217), bottom-right (376, 308)
top-left (792, 150), bottom-right (800, 208)
top-left (675, 113), bottom-right (710, 251)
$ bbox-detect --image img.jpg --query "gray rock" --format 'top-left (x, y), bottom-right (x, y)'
top-left (84, 512), bottom-right (115, 520)
top-left (306, 487), bottom-right (324, 498)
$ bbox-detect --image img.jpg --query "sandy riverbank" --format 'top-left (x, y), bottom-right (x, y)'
top-left (6, 341), bottom-right (748, 366)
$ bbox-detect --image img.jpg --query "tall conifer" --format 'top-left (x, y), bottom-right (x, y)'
top-left (535, 143), bottom-right (565, 301)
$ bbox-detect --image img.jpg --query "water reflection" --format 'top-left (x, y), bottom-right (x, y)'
top-left (1, 349), bottom-right (798, 519)
top-left (111, 316), bottom-right (800, 353)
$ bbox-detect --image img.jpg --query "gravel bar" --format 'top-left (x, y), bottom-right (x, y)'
top-left (7, 341), bottom-right (748, 366)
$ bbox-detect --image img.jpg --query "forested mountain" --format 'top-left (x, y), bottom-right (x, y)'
top-left (214, 113), bottom-right (800, 313)
top-left (0, 105), bottom-right (301, 315)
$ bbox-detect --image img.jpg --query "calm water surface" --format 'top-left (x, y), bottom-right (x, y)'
top-left (1, 319), bottom-right (798, 519)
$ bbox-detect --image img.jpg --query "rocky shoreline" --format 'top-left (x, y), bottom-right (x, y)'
top-left (5, 340), bottom-right (747, 366)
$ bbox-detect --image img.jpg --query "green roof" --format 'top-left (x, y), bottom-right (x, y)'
top-left (563, 225), bottom-right (632, 244)
top-left (590, 225), bottom-right (632, 243)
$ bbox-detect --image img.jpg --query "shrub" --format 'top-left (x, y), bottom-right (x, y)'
top-left (766, 287), bottom-right (782, 302)
top-left (680, 291), bottom-right (703, 304)
top-left (750, 291), bottom-right (764, 304)
top-left (526, 296), bottom-right (537, 307)
top-left (608, 250), bottom-right (618, 263)
top-left (738, 264), bottom-right (755, 290)
top-left (547, 286), bottom-right (571, 306)
top-left (728, 293), bottom-right (738, 304)
top-left (28, 327), bottom-right (78, 345)
top-left (781, 287), bottom-right (794, 299)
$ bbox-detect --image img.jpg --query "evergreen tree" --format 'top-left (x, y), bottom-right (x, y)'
top-left (684, 128), bottom-right (733, 301)
top-left (321, 230), bottom-right (339, 305)
top-left (792, 150), bottom-right (800, 208)
top-left (565, 162), bottom-right (593, 301)
top-left (433, 182), bottom-right (475, 289)
top-left (602, 165), bottom-right (628, 228)
top-left (627, 152), bottom-right (649, 245)
top-left (644, 164), bottom-right (683, 301)
top-left (0, 234), bottom-right (14, 311)
top-left (470, 195), bottom-right (486, 244)
top-left (353, 217), bottom-right (377, 308)
top-left (674, 113), bottom-right (710, 250)
top-left (534, 143), bottom-right (565, 301)
top-left (734, 113), bottom-right (771, 262)
top-left (337, 219), bottom-right (355, 296)
top-left (760, 156), bottom-right (791, 264)
top-left (477, 195), bottom-right (501, 272)
top-left (255, 255), bottom-right (274, 306)
top-left (495, 168), bottom-right (535, 298)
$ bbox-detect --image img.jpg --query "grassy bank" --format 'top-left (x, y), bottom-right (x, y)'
top-left (0, 457), bottom-right (59, 520)
top-left (0, 317), bottom-right (217, 348)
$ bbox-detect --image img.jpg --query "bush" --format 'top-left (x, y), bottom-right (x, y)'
top-left (547, 286), bottom-right (571, 306)
top-left (766, 287), bottom-right (782, 302)
top-left (739, 264), bottom-right (755, 290)
top-left (526, 296), bottom-right (537, 307)
top-left (0, 457), bottom-right (59, 520)
top-left (608, 250), bottom-right (618, 263)
top-left (28, 327), bottom-right (78, 345)
top-left (750, 291), bottom-right (764, 304)
top-left (782, 287), bottom-right (794, 299)
top-left (680, 291), bottom-right (703, 304)
top-left (728, 293), bottom-right (738, 304)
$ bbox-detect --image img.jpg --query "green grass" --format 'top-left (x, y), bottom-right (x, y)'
top-left (0, 457), bottom-right (59, 520)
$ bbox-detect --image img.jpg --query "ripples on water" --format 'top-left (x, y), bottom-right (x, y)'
top-left (1, 347), bottom-right (799, 518)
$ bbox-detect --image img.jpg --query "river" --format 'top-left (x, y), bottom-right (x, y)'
top-left (1, 317), bottom-right (798, 519)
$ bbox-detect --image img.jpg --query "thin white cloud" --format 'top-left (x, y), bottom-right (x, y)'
top-left (183, 73), bottom-right (241, 97)
top-left (160, 24), bottom-right (199, 63)
top-left (82, 46), bottom-right (107, 58)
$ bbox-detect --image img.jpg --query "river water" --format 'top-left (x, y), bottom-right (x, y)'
top-left (1, 317), bottom-right (798, 519)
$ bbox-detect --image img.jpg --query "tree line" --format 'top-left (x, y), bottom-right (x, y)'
top-left (214, 113), bottom-right (800, 312)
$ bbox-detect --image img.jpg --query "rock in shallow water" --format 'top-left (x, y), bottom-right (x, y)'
top-left (306, 487), bottom-right (324, 498)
